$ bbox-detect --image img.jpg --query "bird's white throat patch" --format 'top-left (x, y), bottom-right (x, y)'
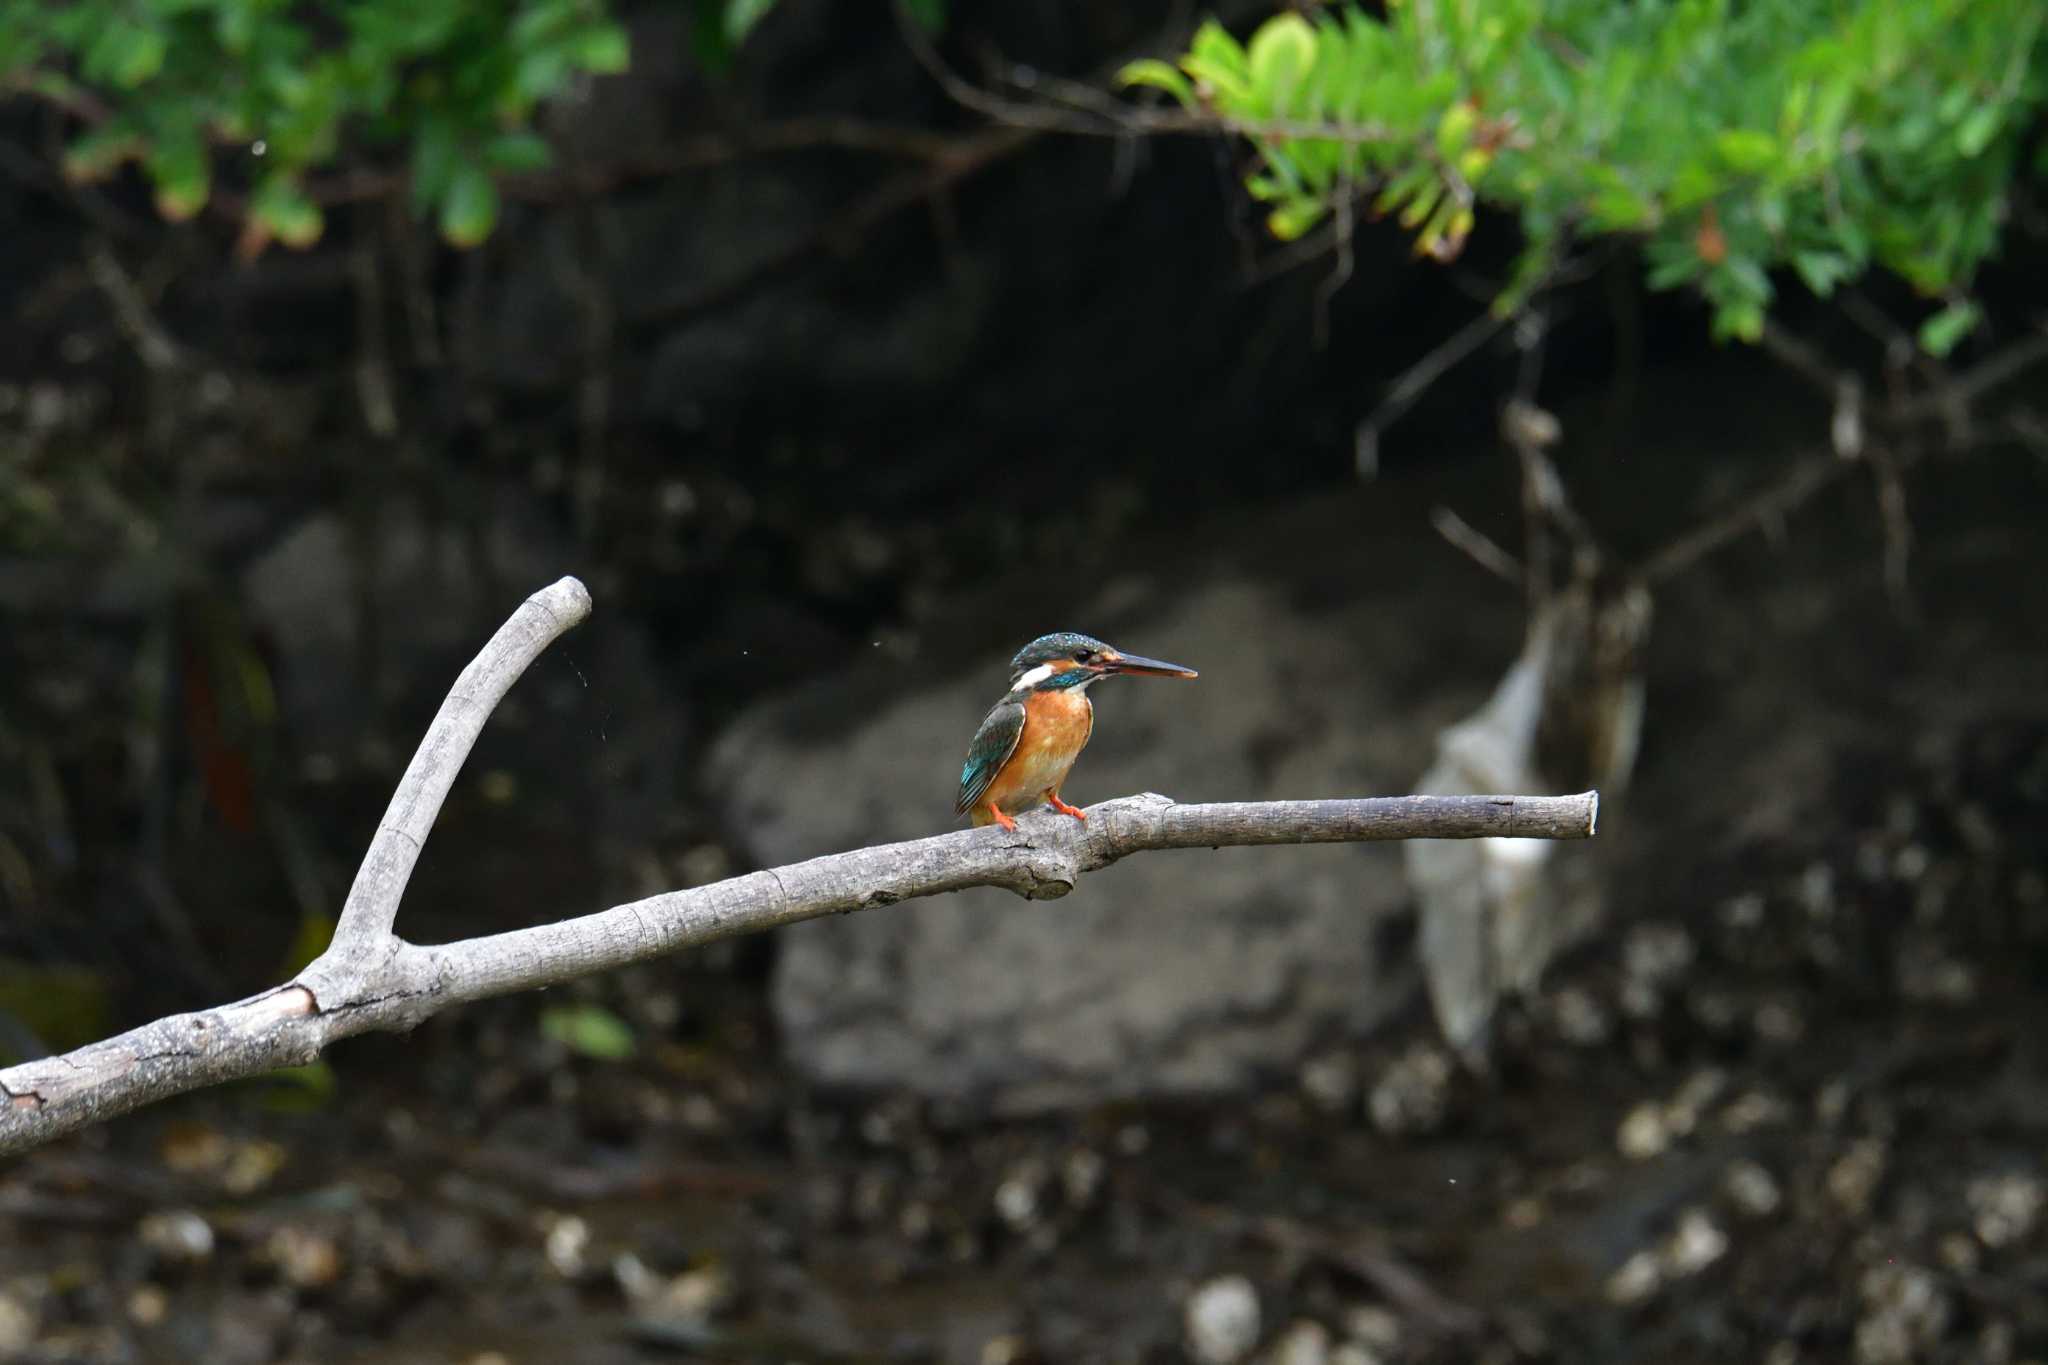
top-left (1012, 662), bottom-right (1104, 693)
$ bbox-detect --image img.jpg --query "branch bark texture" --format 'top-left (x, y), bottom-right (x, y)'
top-left (0, 577), bottom-right (1597, 1156)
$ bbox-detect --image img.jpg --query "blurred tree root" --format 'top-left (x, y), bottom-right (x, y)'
top-left (1407, 300), bottom-right (2047, 1060)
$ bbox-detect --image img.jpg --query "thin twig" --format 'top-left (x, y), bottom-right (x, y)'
top-left (1639, 452), bottom-right (1854, 584)
top-left (84, 241), bottom-right (181, 371)
top-left (348, 229), bottom-right (399, 438)
top-left (1354, 303), bottom-right (1514, 477)
top-left (1840, 292), bottom-right (1947, 408)
top-left (0, 580), bottom-right (1598, 1157)
top-left (1757, 319), bottom-right (1847, 403)
top-left (1896, 327), bottom-right (2048, 421)
top-left (1431, 507), bottom-right (1524, 584)
top-left (1312, 186), bottom-right (1355, 349)
top-left (622, 126), bottom-right (1034, 341)
top-left (1868, 445), bottom-right (1916, 615)
top-left (892, 0), bottom-right (1399, 148)
top-left (199, 118), bottom-right (985, 223)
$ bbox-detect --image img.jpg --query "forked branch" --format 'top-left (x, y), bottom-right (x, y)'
top-left (0, 579), bottom-right (1596, 1157)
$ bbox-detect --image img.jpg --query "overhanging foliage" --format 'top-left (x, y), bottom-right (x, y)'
top-left (1124, 0), bottom-right (2048, 347)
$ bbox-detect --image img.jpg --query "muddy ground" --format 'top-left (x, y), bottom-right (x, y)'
top-left (3, 709), bottom-right (2043, 1365)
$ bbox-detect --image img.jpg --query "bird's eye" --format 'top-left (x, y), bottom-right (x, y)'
top-left (1074, 649), bottom-right (1095, 663)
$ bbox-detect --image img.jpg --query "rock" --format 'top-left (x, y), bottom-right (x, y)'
top-left (1661, 1208), bottom-right (1728, 1276)
top-left (264, 1224), bottom-right (343, 1289)
top-left (1060, 1148), bottom-right (1105, 1209)
top-left (1268, 1320), bottom-right (1331, 1365)
top-left (543, 1214), bottom-right (592, 1280)
top-left (139, 1209), bottom-right (217, 1264)
top-left (1185, 1275), bottom-right (1262, 1365)
top-left (0, 1285), bottom-right (38, 1355)
top-left (1967, 1172), bottom-right (2043, 1248)
top-left (1367, 1043), bottom-right (1456, 1137)
top-left (1616, 1103), bottom-right (1670, 1161)
top-left (1855, 1263), bottom-right (1950, 1364)
top-left (1828, 1139), bottom-right (1888, 1218)
top-left (993, 1158), bottom-right (1046, 1231)
top-left (1723, 1160), bottom-right (1782, 1218)
top-left (1299, 1051), bottom-right (1361, 1114)
top-left (711, 492), bottom-right (1524, 1108)
top-left (1340, 1305), bottom-right (1400, 1353)
top-left (1605, 1250), bottom-right (1661, 1305)
top-left (708, 368), bottom-right (2048, 1108)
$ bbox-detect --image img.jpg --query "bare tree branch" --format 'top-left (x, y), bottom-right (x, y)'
top-left (1647, 314), bottom-right (2046, 586)
top-left (0, 579), bottom-right (1597, 1157)
top-left (1639, 451), bottom-right (1846, 584)
top-left (303, 577), bottom-right (593, 997)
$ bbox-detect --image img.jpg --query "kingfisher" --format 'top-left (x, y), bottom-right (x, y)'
top-left (956, 632), bottom-right (1198, 831)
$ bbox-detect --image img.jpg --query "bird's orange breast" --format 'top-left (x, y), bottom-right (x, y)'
top-left (982, 688), bottom-right (1094, 813)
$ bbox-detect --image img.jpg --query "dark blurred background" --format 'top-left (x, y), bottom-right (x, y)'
top-left (3, 2), bottom-right (2047, 1362)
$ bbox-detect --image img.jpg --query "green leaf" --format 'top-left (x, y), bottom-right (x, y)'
top-left (901, 0), bottom-right (946, 32)
top-left (85, 19), bottom-right (168, 89)
top-left (1266, 197), bottom-right (1326, 241)
top-left (1436, 101), bottom-right (1478, 161)
top-left (515, 46), bottom-right (573, 98)
top-left (147, 126), bottom-right (211, 221)
top-left (1954, 106), bottom-right (1999, 158)
top-left (1724, 255), bottom-right (1772, 303)
top-left (1119, 58), bottom-right (1196, 107)
top-left (1247, 13), bottom-right (1317, 108)
top-left (214, 0), bottom-right (260, 55)
top-left (540, 1004), bottom-right (637, 1061)
top-left (252, 176), bottom-right (323, 247)
top-left (1189, 19), bottom-right (1248, 77)
top-left (724, 0), bottom-right (776, 43)
top-left (1668, 161), bottom-right (1721, 210)
top-left (63, 126), bottom-right (146, 183)
top-left (1712, 298), bottom-right (1765, 343)
top-left (1588, 185), bottom-right (1651, 231)
top-left (1917, 299), bottom-right (1980, 357)
top-left (1791, 250), bottom-right (1852, 297)
top-left (1181, 55), bottom-right (1252, 105)
top-left (438, 162), bottom-right (499, 247)
top-left (1713, 128), bottom-right (1780, 174)
top-left (485, 131), bottom-right (553, 174)
top-left (410, 117), bottom-right (460, 210)
top-left (690, 0), bottom-right (736, 71)
top-left (572, 21), bottom-right (630, 74)
top-left (1645, 241), bottom-right (1706, 291)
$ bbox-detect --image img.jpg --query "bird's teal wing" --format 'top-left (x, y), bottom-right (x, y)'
top-left (956, 700), bottom-right (1026, 814)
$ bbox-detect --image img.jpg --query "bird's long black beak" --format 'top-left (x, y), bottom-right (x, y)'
top-left (1107, 652), bottom-right (1198, 679)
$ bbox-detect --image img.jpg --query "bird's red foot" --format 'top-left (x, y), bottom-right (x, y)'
top-left (1047, 793), bottom-right (1088, 821)
top-left (987, 807), bottom-right (1018, 832)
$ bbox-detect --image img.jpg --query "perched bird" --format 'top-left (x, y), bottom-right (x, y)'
top-left (956, 632), bottom-right (1198, 831)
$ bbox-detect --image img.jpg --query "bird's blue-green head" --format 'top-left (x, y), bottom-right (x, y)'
top-left (1007, 632), bottom-right (1199, 692)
